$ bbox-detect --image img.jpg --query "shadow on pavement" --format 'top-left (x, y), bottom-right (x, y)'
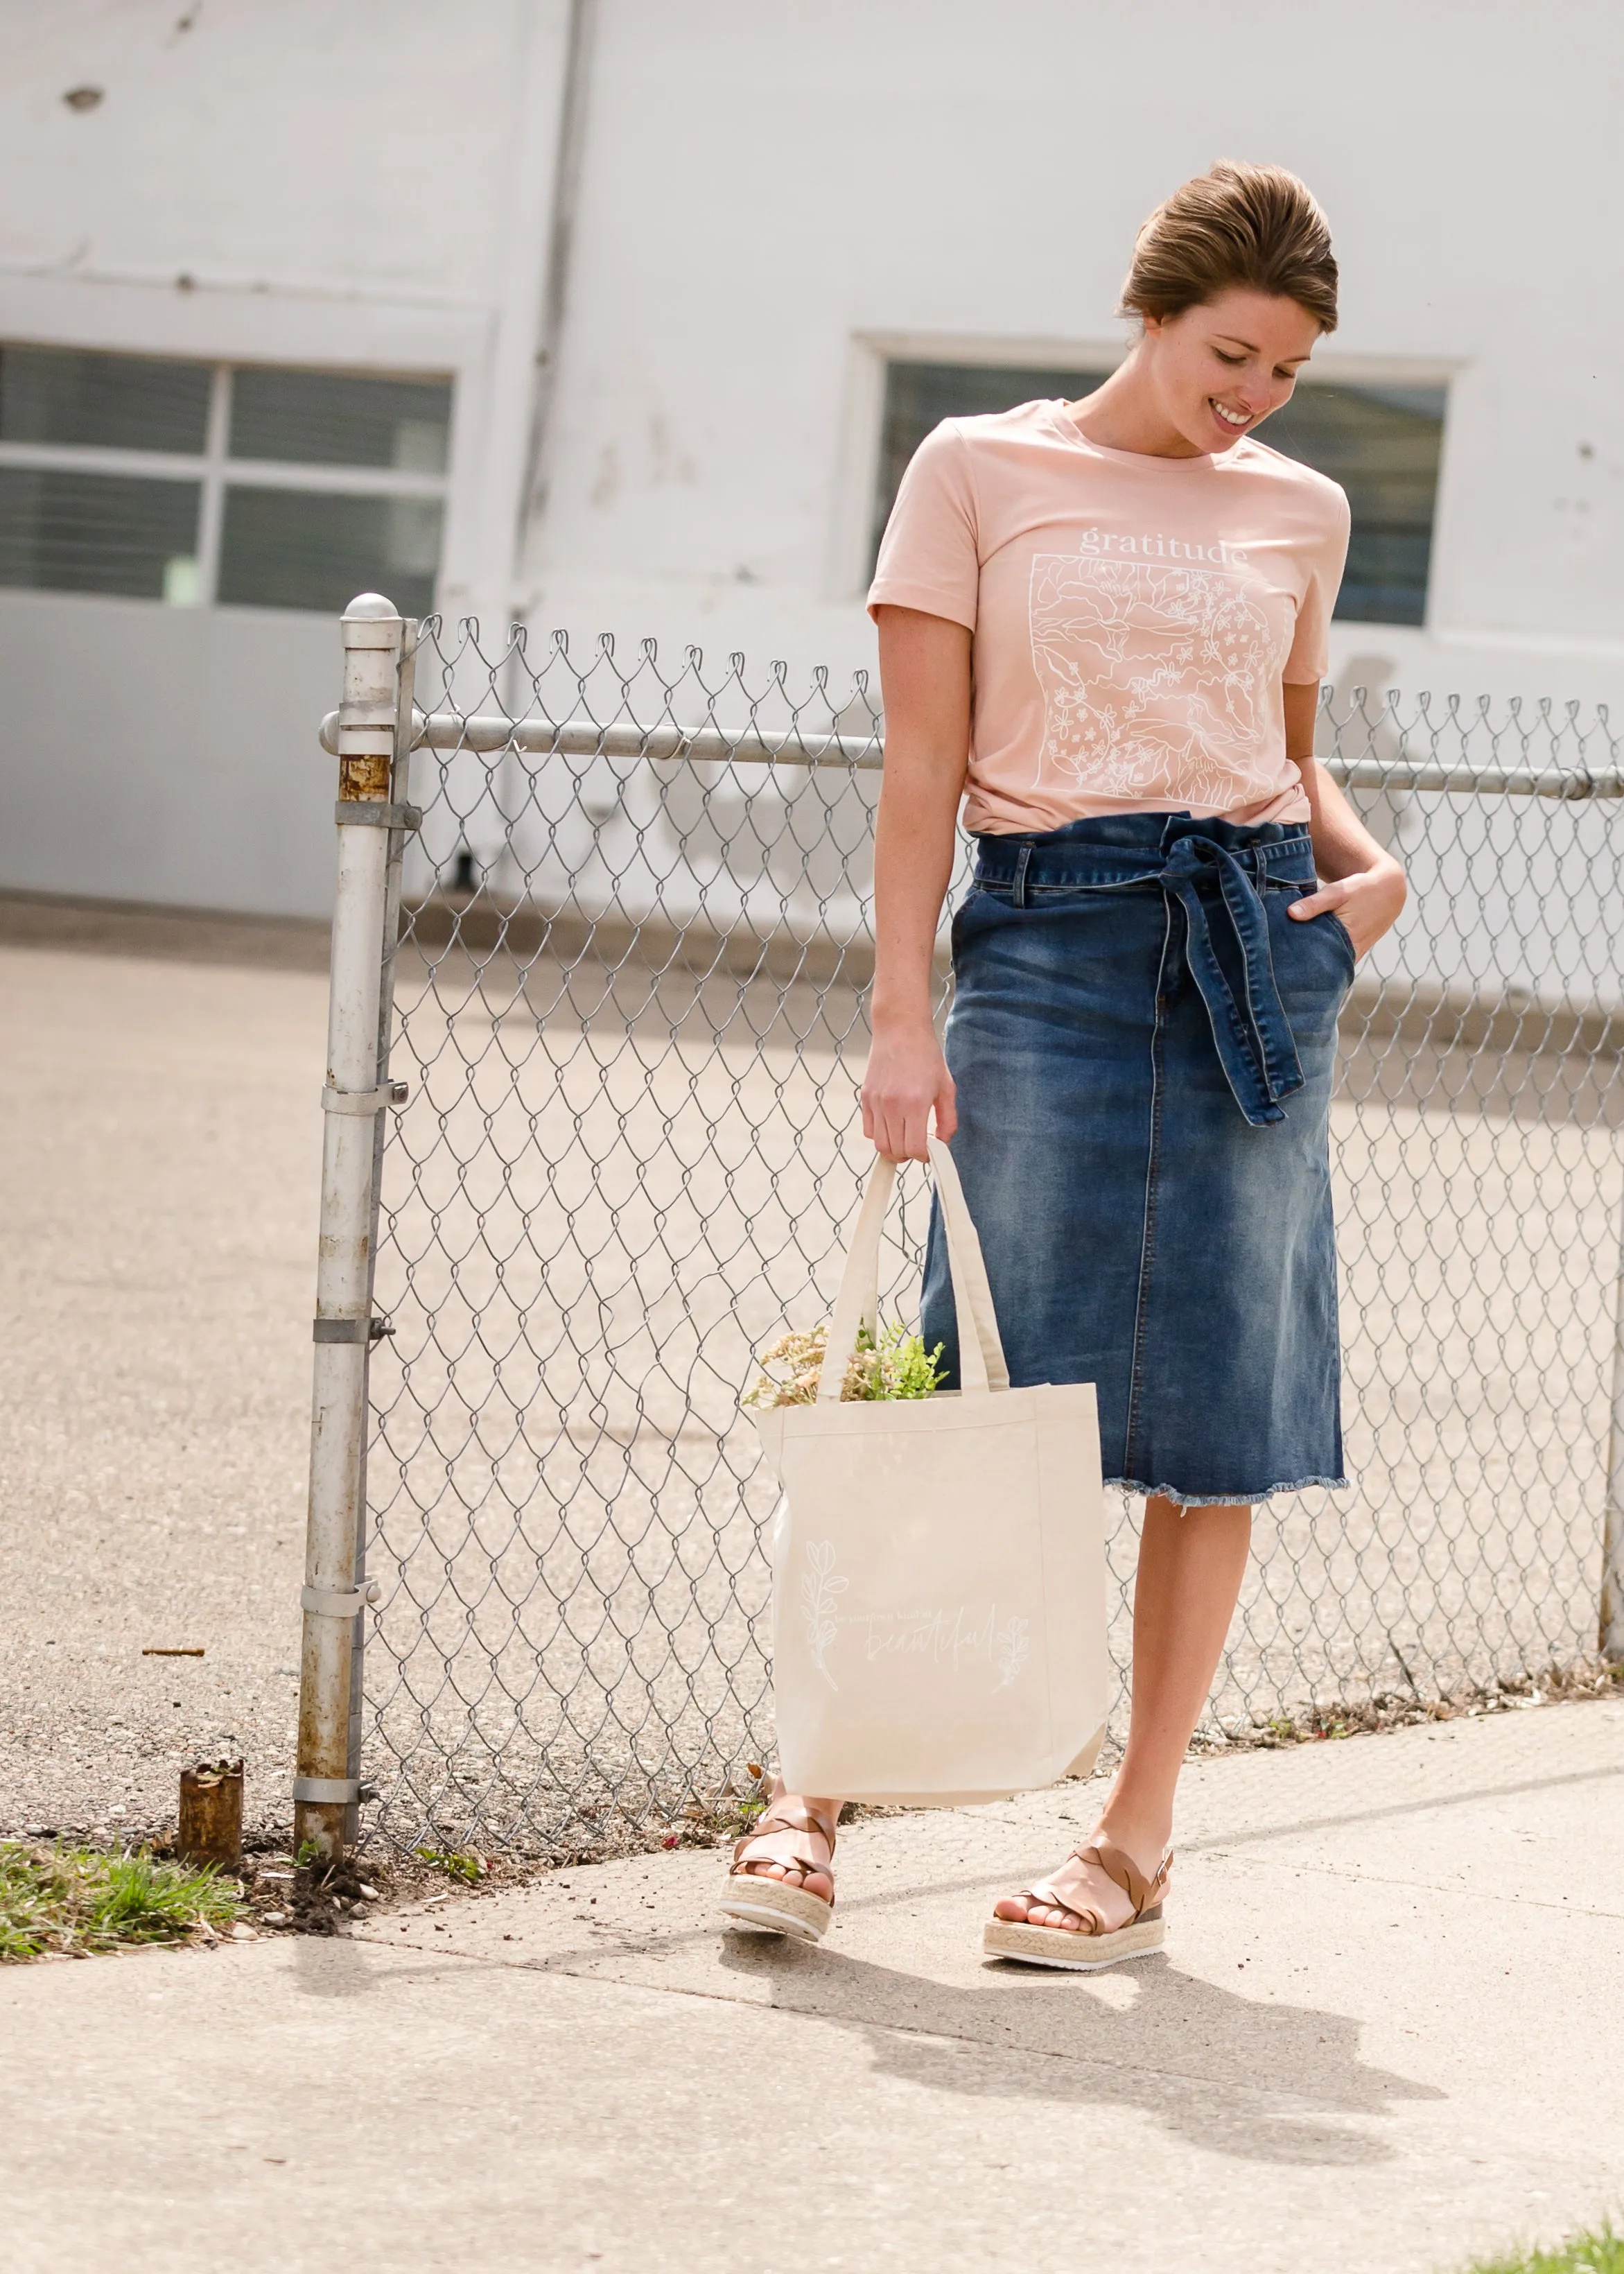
top-left (714, 1934), bottom-right (1439, 2165)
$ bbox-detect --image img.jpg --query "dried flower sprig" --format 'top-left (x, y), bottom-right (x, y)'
top-left (744, 1319), bottom-right (948, 1408)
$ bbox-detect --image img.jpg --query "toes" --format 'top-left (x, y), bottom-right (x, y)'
top-left (737, 1857), bottom-right (828, 1896)
top-left (992, 1898), bottom-right (1031, 1922)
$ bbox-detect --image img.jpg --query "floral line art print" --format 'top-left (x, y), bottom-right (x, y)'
top-left (992, 1613), bottom-right (1031, 1692)
top-left (1028, 550), bottom-right (1286, 810)
top-left (801, 1540), bottom-right (848, 1690)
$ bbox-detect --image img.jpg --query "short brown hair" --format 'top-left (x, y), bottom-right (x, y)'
top-left (1120, 162), bottom-right (1338, 333)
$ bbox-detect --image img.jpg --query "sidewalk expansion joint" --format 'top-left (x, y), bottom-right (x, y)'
top-left (1207, 1849), bottom-right (1624, 1922)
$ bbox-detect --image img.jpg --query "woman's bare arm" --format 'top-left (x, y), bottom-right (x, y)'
top-left (862, 605), bottom-right (972, 1161)
top-left (1282, 681), bottom-right (1407, 957)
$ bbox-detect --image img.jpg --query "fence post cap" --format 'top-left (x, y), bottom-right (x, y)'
top-left (342, 593), bottom-right (404, 654)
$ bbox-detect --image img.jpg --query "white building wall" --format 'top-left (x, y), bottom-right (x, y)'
top-left (0, 0), bottom-right (571, 911)
top-left (1, 0), bottom-right (1621, 914)
top-left (530, 0), bottom-right (1624, 711)
top-left (0, 589), bottom-right (337, 913)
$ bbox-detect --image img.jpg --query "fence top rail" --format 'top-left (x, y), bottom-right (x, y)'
top-left (1328, 757), bottom-right (1624, 799)
top-left (317, 706), bottom-right (1624, 799)
top-left (320, 707), bottom-right (884, 772)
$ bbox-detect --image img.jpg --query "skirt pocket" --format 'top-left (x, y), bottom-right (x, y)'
top-left (1269, 888), bottom-right (1356, 1052)
top-left (1326, 910), bottom-right (1358, 969)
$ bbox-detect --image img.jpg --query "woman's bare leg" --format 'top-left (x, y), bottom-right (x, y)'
top-left (997, 1494), bottom-right (1250, 1929)
top-left (743, 1499), bottom-right (1248, 1925)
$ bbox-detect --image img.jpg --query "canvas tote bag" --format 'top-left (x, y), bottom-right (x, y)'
top-left (751, 1139), bottom-right (1108, 1805)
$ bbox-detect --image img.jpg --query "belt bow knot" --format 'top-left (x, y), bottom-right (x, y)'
top-left (1155, 830), bottom-right (1302, 1127)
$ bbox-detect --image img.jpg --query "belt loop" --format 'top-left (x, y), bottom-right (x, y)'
top-left (1012, 844), bottom-right (1032, 910)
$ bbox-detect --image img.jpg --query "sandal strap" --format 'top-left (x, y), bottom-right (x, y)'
top-left (1085, 1841), bottom-right (1171, 1915)
top-left (750, 1801), bottom-right (839, 1848)
top-left (731, 1803), bottom-right (838, 1878)
top-left (1020, 1842), bottom-right (1173, 1930)
top-left (1017, 1882), bottom-right (1108, 1934)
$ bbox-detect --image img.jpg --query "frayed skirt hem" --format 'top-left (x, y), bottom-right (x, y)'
top-left (1108, 1473), bottom-right (1352, 1508)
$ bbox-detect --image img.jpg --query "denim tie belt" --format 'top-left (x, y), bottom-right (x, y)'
top-left (973, 822), bottom-right (1311, 1129)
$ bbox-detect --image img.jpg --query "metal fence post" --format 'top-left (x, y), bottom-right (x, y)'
top-left (1602, 1203), bottom-right (1624, 1666)
top-left (293, 592), bottom-right (410, 1859)
top-left (341, 614), bottom-right (417, 1844)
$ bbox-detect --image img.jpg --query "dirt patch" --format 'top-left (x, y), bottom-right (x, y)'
top-left (1191, 1655), bottom-right (1623, 1754)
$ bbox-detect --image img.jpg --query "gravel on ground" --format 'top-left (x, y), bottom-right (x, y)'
top-left (0, 913), bottom-right (327, 1843)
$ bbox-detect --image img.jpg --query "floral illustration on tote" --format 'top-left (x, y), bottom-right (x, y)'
top-left (991, 1613), bottom-right (1031, 1693)
top-left (801, 1540), bottom-right (847, 1690)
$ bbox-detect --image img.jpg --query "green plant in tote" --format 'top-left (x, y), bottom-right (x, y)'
top-left (744, 1319), bottom-right (948, 1409)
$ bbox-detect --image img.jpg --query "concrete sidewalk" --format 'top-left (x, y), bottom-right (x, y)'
top-left (3, 1699), bottom-right (1622, 2274)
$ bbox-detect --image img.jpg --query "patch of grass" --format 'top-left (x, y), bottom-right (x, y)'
top-left (0, 1841), bottom-right (245, 1961)
top-left (1464, 2223), bottom-right (1624, 2273)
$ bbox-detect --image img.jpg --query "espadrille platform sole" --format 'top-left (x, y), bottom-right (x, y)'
top-left (982, 1907), bottom-right (1165, 1970)
top-left (717, 1880), bottom-right (832, 1943)
top-left (721, 1797), bottom-right (837, 1944)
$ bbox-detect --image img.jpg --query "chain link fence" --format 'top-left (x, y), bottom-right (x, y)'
top-left (316, 614), bottom-right (1624, 1856)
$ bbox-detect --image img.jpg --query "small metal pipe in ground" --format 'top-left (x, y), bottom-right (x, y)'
top-left (179, 1760), bottom-right (243, 1866)
top-left (293, 593), bottom-right (404, 1861)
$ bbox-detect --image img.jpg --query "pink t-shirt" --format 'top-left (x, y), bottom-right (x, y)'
top-left (867, 399), bottom-right (1350, 834)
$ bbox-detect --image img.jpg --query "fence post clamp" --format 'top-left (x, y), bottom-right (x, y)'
top-left (311, 1316), bottom-right (394, 1344)
top-left (302, 1579), bottom-right (381, 1620)
top-left (292, 1776), bottom-right (376, 1806)
top-left (322, 1080), bottom-right (408, 1116)
top-left (333, 800), bottom-right (421, 832)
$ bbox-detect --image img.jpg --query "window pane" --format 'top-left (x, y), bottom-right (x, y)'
top-left (871, 358), bottom-right (1447, 627)
top-left (873, 361), bottom-right (1110, 567)
top-left (0, 466), bottom-right (201, 597)
top-left (229, 367), bottom-right (452, 471)
top-left (1250, 383), bottom-right (1446, 627)
top-left (0, 345), bottom-right (212, 453)
top-left (217, 485), bottom-right (441, 614)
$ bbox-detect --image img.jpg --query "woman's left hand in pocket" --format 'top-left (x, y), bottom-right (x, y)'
top-left (1287, 855), bottom-right (1406, 959)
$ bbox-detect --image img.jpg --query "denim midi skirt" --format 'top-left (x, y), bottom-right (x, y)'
top-left (920, 811), bottom-right (1354, 1507)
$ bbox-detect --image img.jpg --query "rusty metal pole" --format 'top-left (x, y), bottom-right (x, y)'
top-left (179, 1760), bottom-right (244, 1865)
top-left (293, 594), bottom-right (409, 1860)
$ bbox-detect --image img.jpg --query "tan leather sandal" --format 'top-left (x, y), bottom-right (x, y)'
top-left (717, 1800), bottom-right (837, 1943)
top-left (982, 1841), bottom-right (1171, 1971)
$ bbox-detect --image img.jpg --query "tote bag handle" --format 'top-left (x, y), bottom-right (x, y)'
top-left (817, 1138), bottom-right (1010, 1402)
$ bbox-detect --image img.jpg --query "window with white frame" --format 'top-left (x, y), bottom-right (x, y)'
top-left (872, 357), bottom-right (1447, 627)
top-left (0, 345), bottom-right (451, 614)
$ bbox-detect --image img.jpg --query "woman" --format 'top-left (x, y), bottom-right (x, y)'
top-left (723, 161), bottom-right (1406, 1966)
